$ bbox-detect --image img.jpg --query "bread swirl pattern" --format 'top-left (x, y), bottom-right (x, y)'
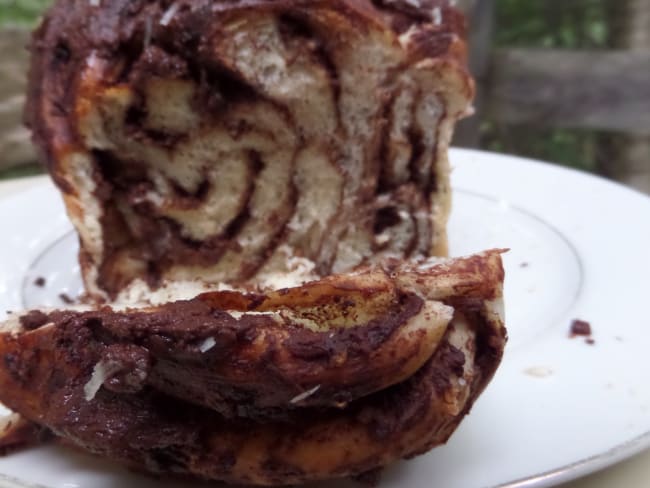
top-left (26, 0), bottom-right (473, 300)
top-left (0, 251), bottom-right (505, 484)
top-left (8, 1), bottom-right (509, 484)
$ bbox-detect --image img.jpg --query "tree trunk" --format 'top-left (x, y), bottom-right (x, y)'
top-left (599, 0), bottom-right (650, 194)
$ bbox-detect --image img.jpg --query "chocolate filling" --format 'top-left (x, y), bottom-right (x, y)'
top-left (28, 291), bottom-right (424, 418)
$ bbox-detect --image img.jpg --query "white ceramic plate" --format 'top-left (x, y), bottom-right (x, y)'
top-left (0, 148), bottom-right (649, 488)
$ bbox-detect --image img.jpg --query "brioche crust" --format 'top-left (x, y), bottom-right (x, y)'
top-left (0, 251), bottom-right (505, 484)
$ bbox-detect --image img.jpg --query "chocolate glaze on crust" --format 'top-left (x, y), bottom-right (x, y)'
top-left (26, 0), bottom-right (473, 300)
top-left (0, 309), bottom-right (504, 485)
top-left (0, 250), bottom-right (506, 485)
top-left (24, 291), bottom-right (426, 418)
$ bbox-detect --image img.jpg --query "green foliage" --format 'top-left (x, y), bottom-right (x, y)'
top-left (495, 0), bottom-right (609, 48)
top-left (481, 123), bottom-right (598, 172)
top-left (0, 163), bottom-right (44, 180)
top-left (0, 0), bottom-right (51, 25)
top-left (482, 0), bottom-right (613, 171)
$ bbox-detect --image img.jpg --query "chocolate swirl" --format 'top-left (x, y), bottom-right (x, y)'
top-left (26, 0), bottom-right (473, 300)
top-left (0, 251), bottom-right (506, 485)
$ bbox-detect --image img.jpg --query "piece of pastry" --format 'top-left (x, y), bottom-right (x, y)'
top-left (0, 251), bottom-right (505, 485)
top-left (25, 0), bottom-right (473, 302)
top-left (9, 1), bottom-right (508, 484)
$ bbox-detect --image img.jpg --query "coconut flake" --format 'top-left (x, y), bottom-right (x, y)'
top-left (227, 310), bottom-right (276, 319)
top-left (224, 18), bottom-right (248, 32)
top-left (89, 0), bottom-right (100, 6)
top-left (144, 17), bottom-right (153, 49)
top-left (289, 385), bottom-right (321, 404)
top-left (432, 7), bottom-right (443, 26)
top-left (83, 360), bottom-right (122, 401)
top-left (199, 337), bottom-right (217, 353)
top-left (160, 2), bottom-right (180, 26)
top-left (375, 232), bottom-right (391, 245)
top-left (398, 25), bottom-right (419, 48)
top-left (86, 51), bottom-right (100, 70)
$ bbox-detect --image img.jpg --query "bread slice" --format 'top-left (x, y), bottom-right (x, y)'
top-left (0, 251), bottom-right (505, 484)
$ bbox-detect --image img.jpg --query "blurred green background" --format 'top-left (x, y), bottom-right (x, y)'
top-left (0, 0), bottom-right (648, 191)
top-left (0, 0), bottom-right (49, 25)
top-left (478, 0), bottom-right (648, 186)
top-left (485, 0), bottom-right (609, 172)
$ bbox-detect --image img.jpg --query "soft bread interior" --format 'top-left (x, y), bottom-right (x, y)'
top-left (36, 3), bottom-right (473, 301)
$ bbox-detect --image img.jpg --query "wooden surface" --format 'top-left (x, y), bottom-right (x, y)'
top-left (453, 0), bottom-right (649, 194)
top-left (486, 49), bottom-right (650, 136)
top-left (597, 0), bottom-right (650, 194)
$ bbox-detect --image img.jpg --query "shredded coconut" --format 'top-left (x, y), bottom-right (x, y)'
top-left (224, 18), bottom-right (248, 32)
top-left (144, 17), bottom-right (153, 49)
top-left (227, 310), bottom-right (277, 319)
top-left (88, 0), bottom-right (100, 6)
top-left (83, 360), bottom-right (122, 401)
top-left (199, 337), bottom-right (217, 353)
top-left (86, 51), bottom-right (100, 70)
top-left (289, 385), bottom-right (321, 404)
top-left (398, 25), bottom-right (419, 49)
top-left (432, 7), bottom-right (443, 26)
top-left (160, 2), bottom-right (180, 26)
top-left (375, 232), bottom-right (391, 245)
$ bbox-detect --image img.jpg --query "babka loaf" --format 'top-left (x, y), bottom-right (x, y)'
top-left (7, 1), bottom-right (507, 484)
top-left (0, 251), bottom-right (506, 485)
top-left (26, 0), bottom-right (473, 301)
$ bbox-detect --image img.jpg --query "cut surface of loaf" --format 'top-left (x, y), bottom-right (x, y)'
top-left (26, 0), bottom-right (473, 301)
top-left (0, 251), bottom-right (506, 485)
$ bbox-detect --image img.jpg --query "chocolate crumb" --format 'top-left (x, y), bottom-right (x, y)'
top-left (19, 311), bottom-right (50, 331)
top-left (569, 319), bottom-right (591, 337)
top-left (58, 293), bottom-right (75, 305)
top-left (585, 338), bottom-right (595, 345)
top-left (33, 277), bottom-right (46, 287)
top-left (519, 262), bottom-right (529, 268)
